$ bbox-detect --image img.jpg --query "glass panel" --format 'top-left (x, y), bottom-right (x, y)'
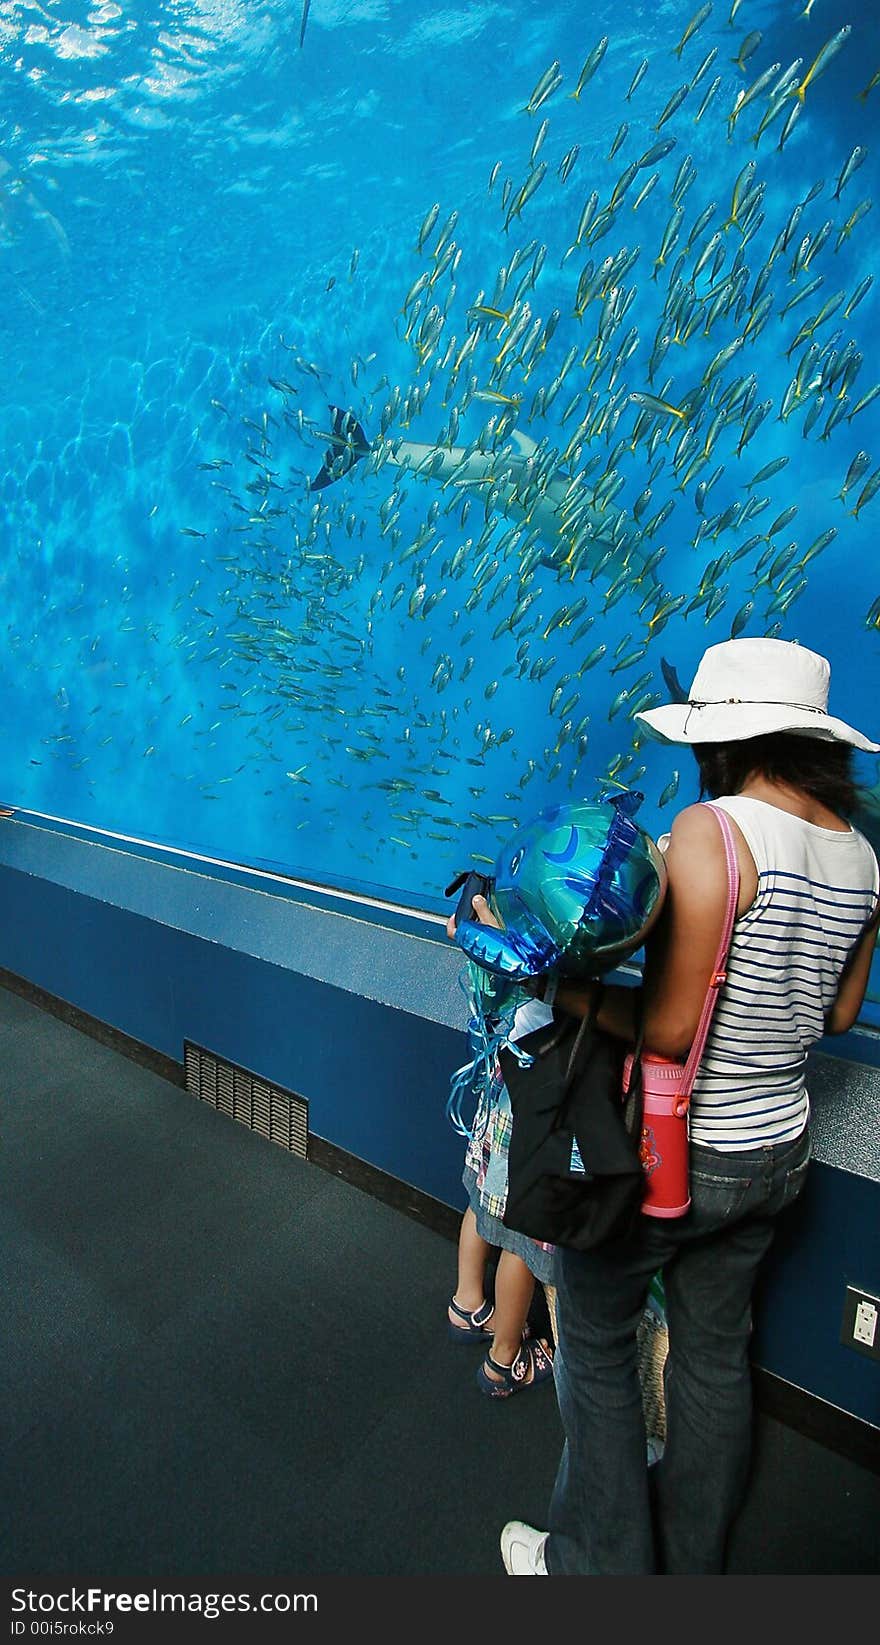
top-left (1, 1), bottom-right (878, 1018)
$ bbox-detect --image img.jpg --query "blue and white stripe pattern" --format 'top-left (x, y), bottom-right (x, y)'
top-left (691, 796), bottom-right (879, 1151)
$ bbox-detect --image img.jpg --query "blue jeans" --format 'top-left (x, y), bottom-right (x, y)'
top-left (546, 1127), bottom-right (811, 1575)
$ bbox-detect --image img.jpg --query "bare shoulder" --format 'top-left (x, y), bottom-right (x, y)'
top-left (666, 802), bottom-right (726, 853)
top-left (667, 800), bottom-right (757, 917)
top-left (671, 802), bottom-right (727, 842)
top-left (664, 803), bottom-right (727, 898)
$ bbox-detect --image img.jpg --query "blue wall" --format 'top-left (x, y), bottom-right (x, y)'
top-left (1, 816), bottom-right (877, 1430)
top-left (753, 1165), bottom-right (879, 1428)
top-left (0, 822), bottom-right (471, 1214)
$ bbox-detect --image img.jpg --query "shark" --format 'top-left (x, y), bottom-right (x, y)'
top-left (308, 405), bottom-right (629, 575)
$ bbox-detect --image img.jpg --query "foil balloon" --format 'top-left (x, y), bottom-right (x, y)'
top-left (455, 790), bottom-right (667, 983)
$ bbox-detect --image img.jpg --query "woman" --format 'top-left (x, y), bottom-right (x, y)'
top-left (500, 637), bottom-right (880, 1575)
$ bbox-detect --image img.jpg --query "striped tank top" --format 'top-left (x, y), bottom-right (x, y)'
top-left (690, 794), bottom-right (879, 1151)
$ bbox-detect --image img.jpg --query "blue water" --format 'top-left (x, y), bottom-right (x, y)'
top-left (1, 1), bottom-right (879, 1004)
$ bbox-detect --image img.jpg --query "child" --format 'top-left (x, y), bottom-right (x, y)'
top-left (447, 895), bottom-right (556, 1397)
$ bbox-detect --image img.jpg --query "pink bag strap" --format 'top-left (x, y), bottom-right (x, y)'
top-left (679, 803), bottom-right (741, 1096)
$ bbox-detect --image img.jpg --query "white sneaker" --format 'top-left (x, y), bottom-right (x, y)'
top-left (500, 1520), bottom-right (549, 1575)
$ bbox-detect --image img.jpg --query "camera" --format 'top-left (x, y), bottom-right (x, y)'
top-left (445, 868), bottom-right (496, 928)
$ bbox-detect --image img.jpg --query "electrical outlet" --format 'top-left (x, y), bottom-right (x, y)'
top-left (854, 1300), bottom-right (877, 1347)
top-left (841, 1286), bottom-right (880, 1360)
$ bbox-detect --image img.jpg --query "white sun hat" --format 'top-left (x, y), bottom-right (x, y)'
top-left (636, 638), bottom-right (880, 753)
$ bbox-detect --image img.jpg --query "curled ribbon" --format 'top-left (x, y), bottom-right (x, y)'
top-left (445, 963), bottom-right (532, 1139)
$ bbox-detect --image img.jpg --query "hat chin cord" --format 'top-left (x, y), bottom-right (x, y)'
top-left (688, 698), bottom-right (826, 712)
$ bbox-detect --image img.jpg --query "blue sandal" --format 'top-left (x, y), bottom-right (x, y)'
top-left (477, 1338), bottom-right (554, 1397)
top-left (448, 1296), bottom-right (495, 1343)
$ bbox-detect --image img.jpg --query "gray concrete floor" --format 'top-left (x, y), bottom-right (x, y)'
top-left (2, 983), bottom-right (878, 1578)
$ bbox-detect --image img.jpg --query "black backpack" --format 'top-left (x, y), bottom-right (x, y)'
top-left (499, 1005), bottom-right (645, 1252)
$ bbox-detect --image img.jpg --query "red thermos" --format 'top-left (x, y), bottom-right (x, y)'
top-left (623, 1052), bottom-right (691, 1219)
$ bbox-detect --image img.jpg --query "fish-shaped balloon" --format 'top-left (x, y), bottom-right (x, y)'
top-left (455, 791), bottom-right (667, 982)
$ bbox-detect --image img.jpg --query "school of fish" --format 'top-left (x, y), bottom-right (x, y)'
top-left (174, 3), bottom-right (877, 886)
top-left (16, 2), bottom-right (880, 898)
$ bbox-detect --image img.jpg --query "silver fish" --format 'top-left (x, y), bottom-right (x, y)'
top-left (674, 3), bottom-right (712, 61)
top-left (729, 599), bottom-right (754, 639)
top-left (835, 199), bottom-right (873, 253)
top-left (728, 60), bottom-right (782, 135)
top-left (637, 136), bottom-right (677, 169)
top-left (798, 527), bottom-right (837, 567)
top-left (526, 59), bottom-right (564, 114)
top-left (572, 37), bottom-right (608, 101)
top-left (658, 771), bottom-right (680, 808)
top-left (608, 122), bottom-right (629, 162)
top-left (690, 45), bottom-right (719, 89)
top-left (416, 202), bottom-right (440, 253)
top-left (834, 146), bottom-right (867, 202)
top-left (632, 171), bottom-right (660, 211)
top-left (794, 24), bottom-right (853, 102)
top-left (746, 456), bottom-right (790, 490)
top-left (558, 144), bottom-right (581, 184)
top-left (530, 118), bottom-right (550, 167)
top-left (626, 57), bottom-right (651, 102)
top-left (778, 101), bottom-right (802, 154)
top-left (853, 469), bottom-right (880, 518)
top-left (732, 30), bottom-right (762, 73)
top-left (848, 384), bottom-right (880, 423)
top-left (694, 75), bottom-right (722, 123)
top-left (844, 275), bottom-right (874, 319)
top-left (654, 83), bottom-right (690, 132)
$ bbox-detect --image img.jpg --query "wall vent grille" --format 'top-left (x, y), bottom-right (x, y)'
top-left (184, 1042), bottom-right (308, 1158)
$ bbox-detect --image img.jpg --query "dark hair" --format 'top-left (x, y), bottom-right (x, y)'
top-left (693, 733), bottom-right (860, 815)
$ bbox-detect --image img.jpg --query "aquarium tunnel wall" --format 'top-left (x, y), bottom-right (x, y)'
top-left (2, 1), bottom-right (880, 1441)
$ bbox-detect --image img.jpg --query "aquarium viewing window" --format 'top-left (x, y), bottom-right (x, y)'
top-left (1, 0), bottom-right (878, 1022)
